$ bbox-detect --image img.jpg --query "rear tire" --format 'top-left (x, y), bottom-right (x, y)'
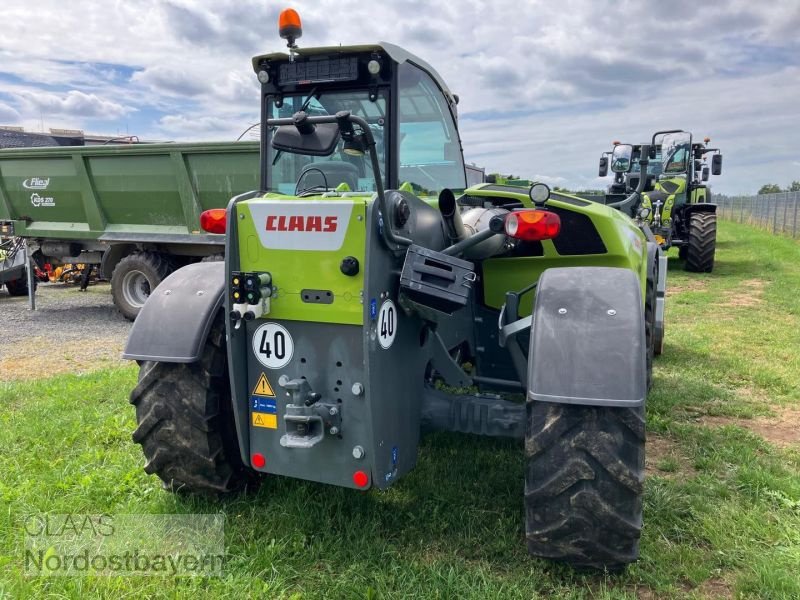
top-left (111, 252), bottom-right (172, 320)
top-left (130, 314), bottom-right (248, 495)
top-left (524, 402), bottom-right (645, 570)
top-left (684, 213), bottom-right (716, 273)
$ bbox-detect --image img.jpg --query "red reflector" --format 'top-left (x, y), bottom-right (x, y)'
top-left (353, 470), bottom-right (369, 488)
top-left (252, 453), bottom-right (266, 468)
top-left (504, 210), bottom-right (561, 241)
top-left (200, 209), bottom-right (227, 234)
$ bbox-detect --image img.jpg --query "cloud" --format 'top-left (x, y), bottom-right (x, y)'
top-left (0, 0), bottom-right (797, 192)
top-left (12, 90), bottom-right (134, 120)
top-left (0, 101), bottom-right (20, 123)
top-left (131, 65), bottom-right (208, 97)
top-left (157, 113), bottom-right (251, 140)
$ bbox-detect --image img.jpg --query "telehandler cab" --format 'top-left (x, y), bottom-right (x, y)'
top-left (124, 10), bottom-right (665, 569)
top-left (598, 131), bottom-right (722, 272)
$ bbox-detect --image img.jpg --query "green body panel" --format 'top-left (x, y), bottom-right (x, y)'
top-left (691, 186), bottom-right (707, 204)
top-left (236, 193), bottom-right (371, 325)
top-left (0, 142), bottom-right (259, 241)
top-left (465, 185), bottom-right (648, 312)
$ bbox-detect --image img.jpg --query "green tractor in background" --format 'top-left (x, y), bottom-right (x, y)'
top-left (598, 131), bottom-right (723, 272)
top-left (123, 9), bottom-right (666, 570)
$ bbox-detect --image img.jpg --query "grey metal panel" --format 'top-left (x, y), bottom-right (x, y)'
top-left (98, 232), bottom-right (223, 245)
top-left (122, 261), bottom-right (225, 362)
top-left (241, 198), bottom-right (438, 490)
top-left (362, 198), bottom-right (434, 489)
top-left (245, 320), bottom-right (370, 488)
top-left (528, 267), bottom-right (646, 408)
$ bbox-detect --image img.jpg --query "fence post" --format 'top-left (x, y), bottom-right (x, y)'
top-left (772, 195), bottom-right (777, 233)
top-left (793, 192), bottom-right (799, 238)
top-left (782, 192), bottom-right (788, 234)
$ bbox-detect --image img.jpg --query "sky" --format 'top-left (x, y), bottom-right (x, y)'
top-left (0, 0), bottom-right (798, 194)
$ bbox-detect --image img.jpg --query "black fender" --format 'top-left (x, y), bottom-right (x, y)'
top-left (527, 267), bottom-right (646, 407)
top-left (122, 262), bottom-right (225, 362)
top-left (684, 202), bottom-right (717, 215)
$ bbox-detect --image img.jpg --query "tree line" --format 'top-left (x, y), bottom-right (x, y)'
top-left (758, 181), bottom-right (800, 194)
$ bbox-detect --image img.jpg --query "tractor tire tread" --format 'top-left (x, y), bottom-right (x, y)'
top-left (129, 315), bottom-right (249, 495)
top-left (525, 402), bottom-right (645, 570)
top-left (684, 213), bottom-right (716, 272)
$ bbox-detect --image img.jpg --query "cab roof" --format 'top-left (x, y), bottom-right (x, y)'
top-left (251, 42), bottom-right (456, 103)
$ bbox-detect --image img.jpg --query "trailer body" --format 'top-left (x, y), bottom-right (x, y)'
top-left (0, 141), bottom-right (258, 316)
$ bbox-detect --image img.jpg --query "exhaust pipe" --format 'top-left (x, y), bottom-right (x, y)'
top-left (438, 188), bottom-right (469, 243)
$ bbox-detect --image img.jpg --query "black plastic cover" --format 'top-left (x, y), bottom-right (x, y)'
top-left (528, 267), bottom-right (646, 407)
top-left (122, 262), bottom-right (225, 363)
top-left (400, 245), bottom-right (474, 314)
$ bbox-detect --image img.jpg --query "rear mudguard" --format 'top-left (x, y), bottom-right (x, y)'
top-left (684, 203), bottom-right (717, 215)
top-left (122, 262), bottom-right (225, 362)
top-left (527, 267), bottom-right (646, 408)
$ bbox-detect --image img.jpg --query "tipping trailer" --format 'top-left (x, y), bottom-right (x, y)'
top-left (0, 141), bottom-right (258, 317)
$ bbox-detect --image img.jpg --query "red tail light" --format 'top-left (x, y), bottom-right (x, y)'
top-left (200, 209), bottom-right (227, 234)
top-left (352, 470), bottom-right (369, 488)
top-left (504, 210), bottom-right (561, 241)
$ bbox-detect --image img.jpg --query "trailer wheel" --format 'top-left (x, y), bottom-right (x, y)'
top-left (525, 402), bottom-right (645, 570)
top-left (684, 213), bottom-right (716, 273)
top-left (5, 277), bottom-right (31, 296)
top-left (130, 313), bottom-right (249, 495)
top-left (111, 252), bottom-right (172, 320)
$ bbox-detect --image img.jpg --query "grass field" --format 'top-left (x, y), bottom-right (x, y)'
top-left (1, 222), bottom-right (799, 599)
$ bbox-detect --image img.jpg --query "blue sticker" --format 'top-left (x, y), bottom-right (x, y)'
top-left (369, 299), bottom-right (378, 320)
top-left (251, 396), bottom-right (277, 413)
top-left (392, 446), bottom-right (398, 465)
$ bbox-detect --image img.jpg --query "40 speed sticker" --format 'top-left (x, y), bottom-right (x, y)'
top-left (377, 299), bottom-right (397, 349)
top-left (252, 322), bottom-right (294, 369)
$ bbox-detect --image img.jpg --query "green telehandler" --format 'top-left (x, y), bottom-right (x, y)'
top-left (598, 131), bottom-right (723, 272)
top-left (123, 10), bottom-right (666, 570)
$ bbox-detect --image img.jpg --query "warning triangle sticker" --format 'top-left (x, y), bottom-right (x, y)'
top-left (252, 373), bottom-right (275, 397)
top-left (253, 414), bottom-right (266, 426)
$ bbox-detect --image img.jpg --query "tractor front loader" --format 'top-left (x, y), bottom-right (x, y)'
top-left (598, 131), bottom-right (723, 272)
top-left (123, 10), bottom-right (662, 570)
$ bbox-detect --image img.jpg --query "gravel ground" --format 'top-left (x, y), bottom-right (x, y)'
top-left (0, 282), bottom-right (133, 381)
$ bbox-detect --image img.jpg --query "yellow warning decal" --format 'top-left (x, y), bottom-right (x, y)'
top-left (252, 373), bottom-right (275, 397)
top-left (252, 412), bottom-right (277, 429)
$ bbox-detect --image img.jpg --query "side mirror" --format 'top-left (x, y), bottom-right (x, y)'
top-left (702, 166), bottom-right (709, 182)
top-left (610, 144), bottom-right (634, 173)
top-left (711, 154), bottom-right (722, 175)
top-left (271, 111), bottom-right (340, 157)
top-left (598, 156), bottom-right (609, 177)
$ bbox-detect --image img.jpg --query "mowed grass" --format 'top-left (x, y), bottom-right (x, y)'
top-left (1, 222), bottom-right (799, 599)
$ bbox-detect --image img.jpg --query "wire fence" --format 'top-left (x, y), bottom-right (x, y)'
top-left (716, 191), bottom-right (800, 238)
